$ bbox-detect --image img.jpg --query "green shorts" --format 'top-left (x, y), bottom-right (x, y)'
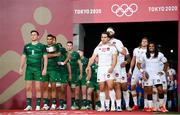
top-left (87, 81), bottom-right (99, 91)
top-left (42, 70), bottom-right (59, 82)
top-left (25, 67), bottom-right (42, 81)
top-left (57, 65), bottom-right (68, 84)
top-left (78, 74), bottom-right (86, 86)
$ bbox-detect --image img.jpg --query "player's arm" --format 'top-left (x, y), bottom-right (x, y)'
top-left (67, 63), bottom-right (72, 81)
top-left (86, 64), bottom-right (91, 82)
top-left (86, 54), bottom-right (97, 75)
top-left (19, 54), bottom-right (26, 75)
top-left (128, 55), bottom-right (136, 75)
top-left (42, 54), bottom-right (48, 76)
top-left (47, 52), bottom-right (60, 58)
top-left (64, 53), bottom-right (71, 65)
top-left (78, 59), bottom-right (83, 80)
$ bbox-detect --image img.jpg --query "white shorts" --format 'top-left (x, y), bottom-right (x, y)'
top-left (131, 67), bottom-right (142, 85)
top-left (153, 74), bottom-right (163, 86)
top-left (97, 66), bottom-right (114, 82)
top-left (143, 78), bottom-right (153, 86)
top-left (114, 65), bottom-right (127, 83)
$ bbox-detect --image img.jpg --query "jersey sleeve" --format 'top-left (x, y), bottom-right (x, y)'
top-left (111, 46), bottom-right (118, 54)
top-left (22, 45), bottom-right (27, 56)
top-left (115, 40), bottom-right (124, 53)
top-left (159, 52), bottom-right (167, 63)
top-left (42, 44), bottom-right (47, 55)
top-left (133, 48), bottom-right (138, 57)
top-left (93, 46), bottom-right (99, 55)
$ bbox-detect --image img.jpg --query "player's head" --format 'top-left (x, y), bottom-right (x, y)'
top-left (47, 34), bottom-right (54, 45)
top-left (78, 49), bottom-right (84, 57)
top-left (52, 35), bottom-right (56, 44)
top-left (67, 41), bottom-right (73, 51)
top-left (140, 37), bottom-right (148, 48)
top-left (30, 30), bottom-right (39, 41)
top-left (106, 27), bottom-right (115, 38)
top-left (101, 32), bottom-right (110, 44)
top-left (146, 41), bottom-right (158, 58)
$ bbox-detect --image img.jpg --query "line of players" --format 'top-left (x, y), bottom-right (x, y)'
top-left (20, 29), bottom-right (177, 112)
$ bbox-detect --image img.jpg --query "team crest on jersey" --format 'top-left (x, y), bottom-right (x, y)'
top-left (122, 76), bottom-right (125, 80)
top-left (115, 73), bottom-right (119, 77)
top-left (107, 74), bottom-right (110, 78)
top-left (113, 42), bottom-right (116, 44)
top-left (157, 79), bottom-right (160, 82)
top-left (102, 48), bottom-right (107, 52)
top-left (107, 47), bottom-right (110, 51)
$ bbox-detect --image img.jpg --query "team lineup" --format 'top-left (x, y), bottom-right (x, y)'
top-left (19, 28), bottom-right (177, 112)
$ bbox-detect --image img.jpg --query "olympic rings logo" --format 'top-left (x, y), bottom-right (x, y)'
top-left (111, 3), bottom-right (138, 17)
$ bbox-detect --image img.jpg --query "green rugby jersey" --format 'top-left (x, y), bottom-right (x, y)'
top-left (69, 51), bottom-right (80, 67)
top-left (23, 43), bottom-right (47, 67)
top-left (80, 57), bottom-right (88, 75)
top-left (46, 44), bottom-right (60, 70)
top-left (90, 63), bottom-right (98, 82)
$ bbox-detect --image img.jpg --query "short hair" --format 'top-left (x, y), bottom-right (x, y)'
top-left (67, 41), bottom-right (73, 45)
top-left (47, 34), bottom-right (54, 38)
top-left (30, 30), bottom-right (39, 36)
top-left (101, 31), bottom-right (110, 38)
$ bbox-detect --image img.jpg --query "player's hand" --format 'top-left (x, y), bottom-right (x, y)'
top-left (19, 68), bottom-right (23, 76)
top-left (120, 61), bottom-right (127, 67)
top-left (69, 75), bottom-right (72, 81)
top-left (79, 74), bottom-right (82, 80)
top-left (42, 69), bottom-right (46, 76)
top-left (108, 67), bottom-right (114, 73)
top-left (141, 74), bottom-right (147, 81)
top-left (86, 66), bottom-right (90, 74)
top-left (158, 71), bottom-right (165, 76)
top-left (127, 69), bottom-right (132, 78)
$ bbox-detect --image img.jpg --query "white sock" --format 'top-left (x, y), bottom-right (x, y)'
top-left (148, 100), bottom-right (153, 108)
top-left (153, 93), bottom-right (158, 109)
top-left (131, 90), bottom-right (137, 105)
top-left (116, 99), bottom-right (122, 107)
top-left (159, 99), bottom-right (164, 107)
top-left (144, 99), bottom-right (148, 108)
top-left (109, 90), bottom-right (115, 107)
top-left (123, 91), bottom-right (130, 107)
top-left (105, 99), bottom-right (110, 109)
top-left (100, 92), bottom-right (105, 109)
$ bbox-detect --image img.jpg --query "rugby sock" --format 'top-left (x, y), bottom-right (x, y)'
top-left (36, 98), bottom-right (41, 106)
top-left (100, 92), bottom-right (105, 109)
top-left (109, 90), bottom-right (115, 107)
top-left (26, 98), bottom-right (32, 106)
top-left (123, 90), bottom-right (130, 107)
top-left (131, 90), bottom-right (137, 105)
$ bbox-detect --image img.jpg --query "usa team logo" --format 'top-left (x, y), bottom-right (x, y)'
top-left (111, 3), bottom-right (138, 17)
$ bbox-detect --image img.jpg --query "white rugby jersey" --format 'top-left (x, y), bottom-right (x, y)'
top-left (118, 47), bottom-right (129, 64)
top-left (109, 38), bottom-right (124, 53)
top-left (93, 43), bottom-right (117, 67)
top-left (139, 52), bottom-right (167, 74)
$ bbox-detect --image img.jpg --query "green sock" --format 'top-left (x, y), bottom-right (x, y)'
top-left (36, 98), bottom-right (41, 106)
top-left (83, 99), bottom-right (87, 106)
top-left (96, 101), bottom-right (101, 107)
top-left (71, 98), bottom-right (75, 106)
top-left (26, 98), bottom-right (32, 106)
top-left (43, 98), bottom-right (49, 105)
top-left (52, 98), bottom-right (56, 104)
top-left (60, 99), bottom-right (64, 106)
